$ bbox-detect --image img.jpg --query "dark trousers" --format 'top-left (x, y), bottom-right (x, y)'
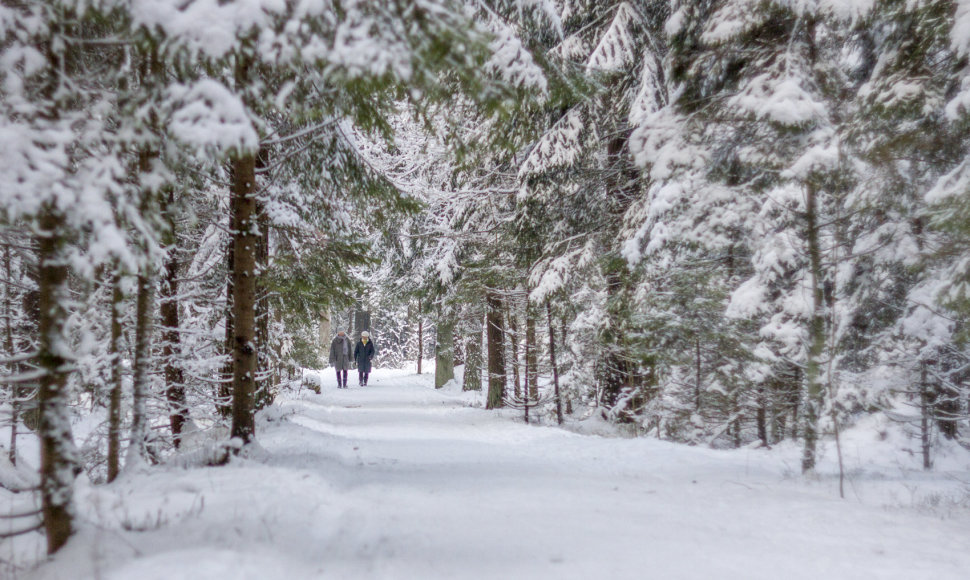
top-left (358, 371), bottom-right (369, 385)
top-left (335, 368), bottom-right (348, 387)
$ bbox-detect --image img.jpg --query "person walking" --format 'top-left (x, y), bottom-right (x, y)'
top-left (354, 331), bottom-right (376, 386)
top-left (329, 330), bottom-right (352, 388)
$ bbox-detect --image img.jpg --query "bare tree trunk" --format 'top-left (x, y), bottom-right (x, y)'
top-left (107, 272), bottom-right (124, 482)
top-left (801, 181), bottom-right (826, 473)
top-left (462, 312), bottom-right (483, 391)
top-left (36, 209), bottom-right (77, 554)
top-left (126, 272), bottom-right (154, 468)
top-left (219, 232), bottom-right (234, 419)
top-left (230, 147), bottom-right (258, 444)
top-left (509, 309), bottom-right (521, 400)
top-left (921, 361), bottom-right (932, 470)
top-left (160, 191), bottom-right (188, 448)
top-left (254, 197), bottom-right (272, 410)
top-left (547, 300), bottom-right (563, 425)
top-left (4, 244), bottom-right (18, 465)
top-left (417, 315), bottom-right (423, 375)
top-left (230, 151), bottom-right (258, 444)
top-left (525, 307), bottom-right (538, 400)
top-left (434, 311), bottom-right (455, 389)
top-left (694, 338), bottom-right (702, 412)
top-left (485, 291), bottom-right (506, 409)
top-left (756, 386), bottom-right (768, 447)
top-left (319, 311), bottom-right (331, 367)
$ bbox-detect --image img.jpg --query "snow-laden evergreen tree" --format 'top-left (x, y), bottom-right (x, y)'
top-left (0, 0), bottom-right (151, 553)
top-left (517, 1), bottom-right (669, 421)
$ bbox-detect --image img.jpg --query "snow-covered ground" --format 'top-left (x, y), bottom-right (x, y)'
top-left (5, 366), bottom-right (970, 579)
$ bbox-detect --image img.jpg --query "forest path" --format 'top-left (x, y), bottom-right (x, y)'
top-left (17, 367), bottom-right (970, 580)
top-left (258, 367), bottom-right (970, 579)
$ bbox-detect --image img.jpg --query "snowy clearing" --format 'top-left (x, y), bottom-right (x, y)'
top-left (7, 366), bottom-right (970, 579)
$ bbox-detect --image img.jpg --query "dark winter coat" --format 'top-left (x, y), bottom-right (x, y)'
top-left (354, 338), bottom-right (375, 373)
top-left (329, 335), bottom-right (353, 371)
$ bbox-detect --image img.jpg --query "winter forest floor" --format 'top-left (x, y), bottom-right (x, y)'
top-left (5, 366), bottom-right (970, 579)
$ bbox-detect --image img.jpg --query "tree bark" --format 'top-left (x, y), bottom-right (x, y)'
top-left (230, 147), bottom-right (259, 445)
top-left (462, 313), bottom-right (483, 391)
top-left (107, 272), bottom-right (124, 482)
top-left (547, 300), bottom-right (563, 425)
top-left (417, 315), bottom-right (423, 375)
top-left (220, 229), bottom-right (234, 419)
top-left (485, 291), bottom-right (506, 409)
top-left (160, 190), bottom-right (188, 448)
top-left (801, 181), bottom-right (826, 473)
top-left (126, 272), bottom-right (154, 468)
top-left (921, 361), bottom-right (932, 470)
top-left (254, 196), bottom-right (272, 410)
top-left (756, 386), bottom-right (768, 447)
top-left (525, 307), bottom-right (538, 400)
top-left (319, 311), bottom-right (331, 367)
top-left (434, 311), bottom-right (455, 389)
top-left (36, 208), bottom-right (77, 554)
top-left (4, 244), bottom-right (18, 465)
top-left (694, 338), bottom-right (702, 412)
top-left (509, 309), bottom-right (521, 399)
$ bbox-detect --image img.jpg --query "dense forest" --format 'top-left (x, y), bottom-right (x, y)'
top-left (3, 0), bottom-right (970, 558)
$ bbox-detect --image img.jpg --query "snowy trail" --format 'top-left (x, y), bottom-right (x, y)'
top-left (16, 367), bottom-right (970, 579)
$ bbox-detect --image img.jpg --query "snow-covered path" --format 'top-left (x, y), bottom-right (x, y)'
top-left (16, 367), bottom-right (970, 579)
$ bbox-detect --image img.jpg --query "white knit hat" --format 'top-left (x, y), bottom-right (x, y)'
top-left (361, 331), bottom-right (370, 338)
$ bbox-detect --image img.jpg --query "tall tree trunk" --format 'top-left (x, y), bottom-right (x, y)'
top-left (462, 313), bottom-right (483, 391)
top-left (220, 232), bottom-right (234, 419)
top-left (920, 361), bottom-right (932, 470)
top-left (509, 309), bottom-right (521, 399)
top-left (801, 182), bottom-right (826, 473)
top-left (547, 300), bottom-right (563, 425)
top-left (417, 315), bottom-right (423, 375)
top-left (694, 338), bottom-right (702, 412)
top-left (525, 307), bottom-right (538, 400)
top-left (4, 244), bottom-right (18, 465)
top-left (36, 209), bottom-right (77, 554)
top-left (107, 272), bottom-right (124, 482)
top-left (160, 191), bottom-right (188, 448)
top-left (159, 273), bottom-right (182, 428)
top-left (126, 272), bottom-right (154, 468)
top-left (254, 196), bottom-right (272, 410)
top-left (756, 386), bottom-right (768, 447)
top-left (485, 291), bottom-right (506, 409)
top-left (435, 311), bottom-right (455, 389)
top-left (319, 311), bottom-right (331, 367)
top-left (230, 147), bottom-right (258, 444)
top-left (127, 124), bottom-right (161, 467)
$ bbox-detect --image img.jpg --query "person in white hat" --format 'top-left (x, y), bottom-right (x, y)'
top-left (354, 331), bottom-right (376, 386)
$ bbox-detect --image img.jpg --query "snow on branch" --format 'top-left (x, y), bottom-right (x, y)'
top-left (486, 23), bottom-right (548, 94)
top-left (727, 74), bottom-right (827, 127)
top-left (166, 80), bottom-right (259, 158)
top-left (586, 2), bottom-right (639, 73)
top-left (130, 0), bottom-right (286, 60)
top-left (518, 108), bottom-right (584, 180)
